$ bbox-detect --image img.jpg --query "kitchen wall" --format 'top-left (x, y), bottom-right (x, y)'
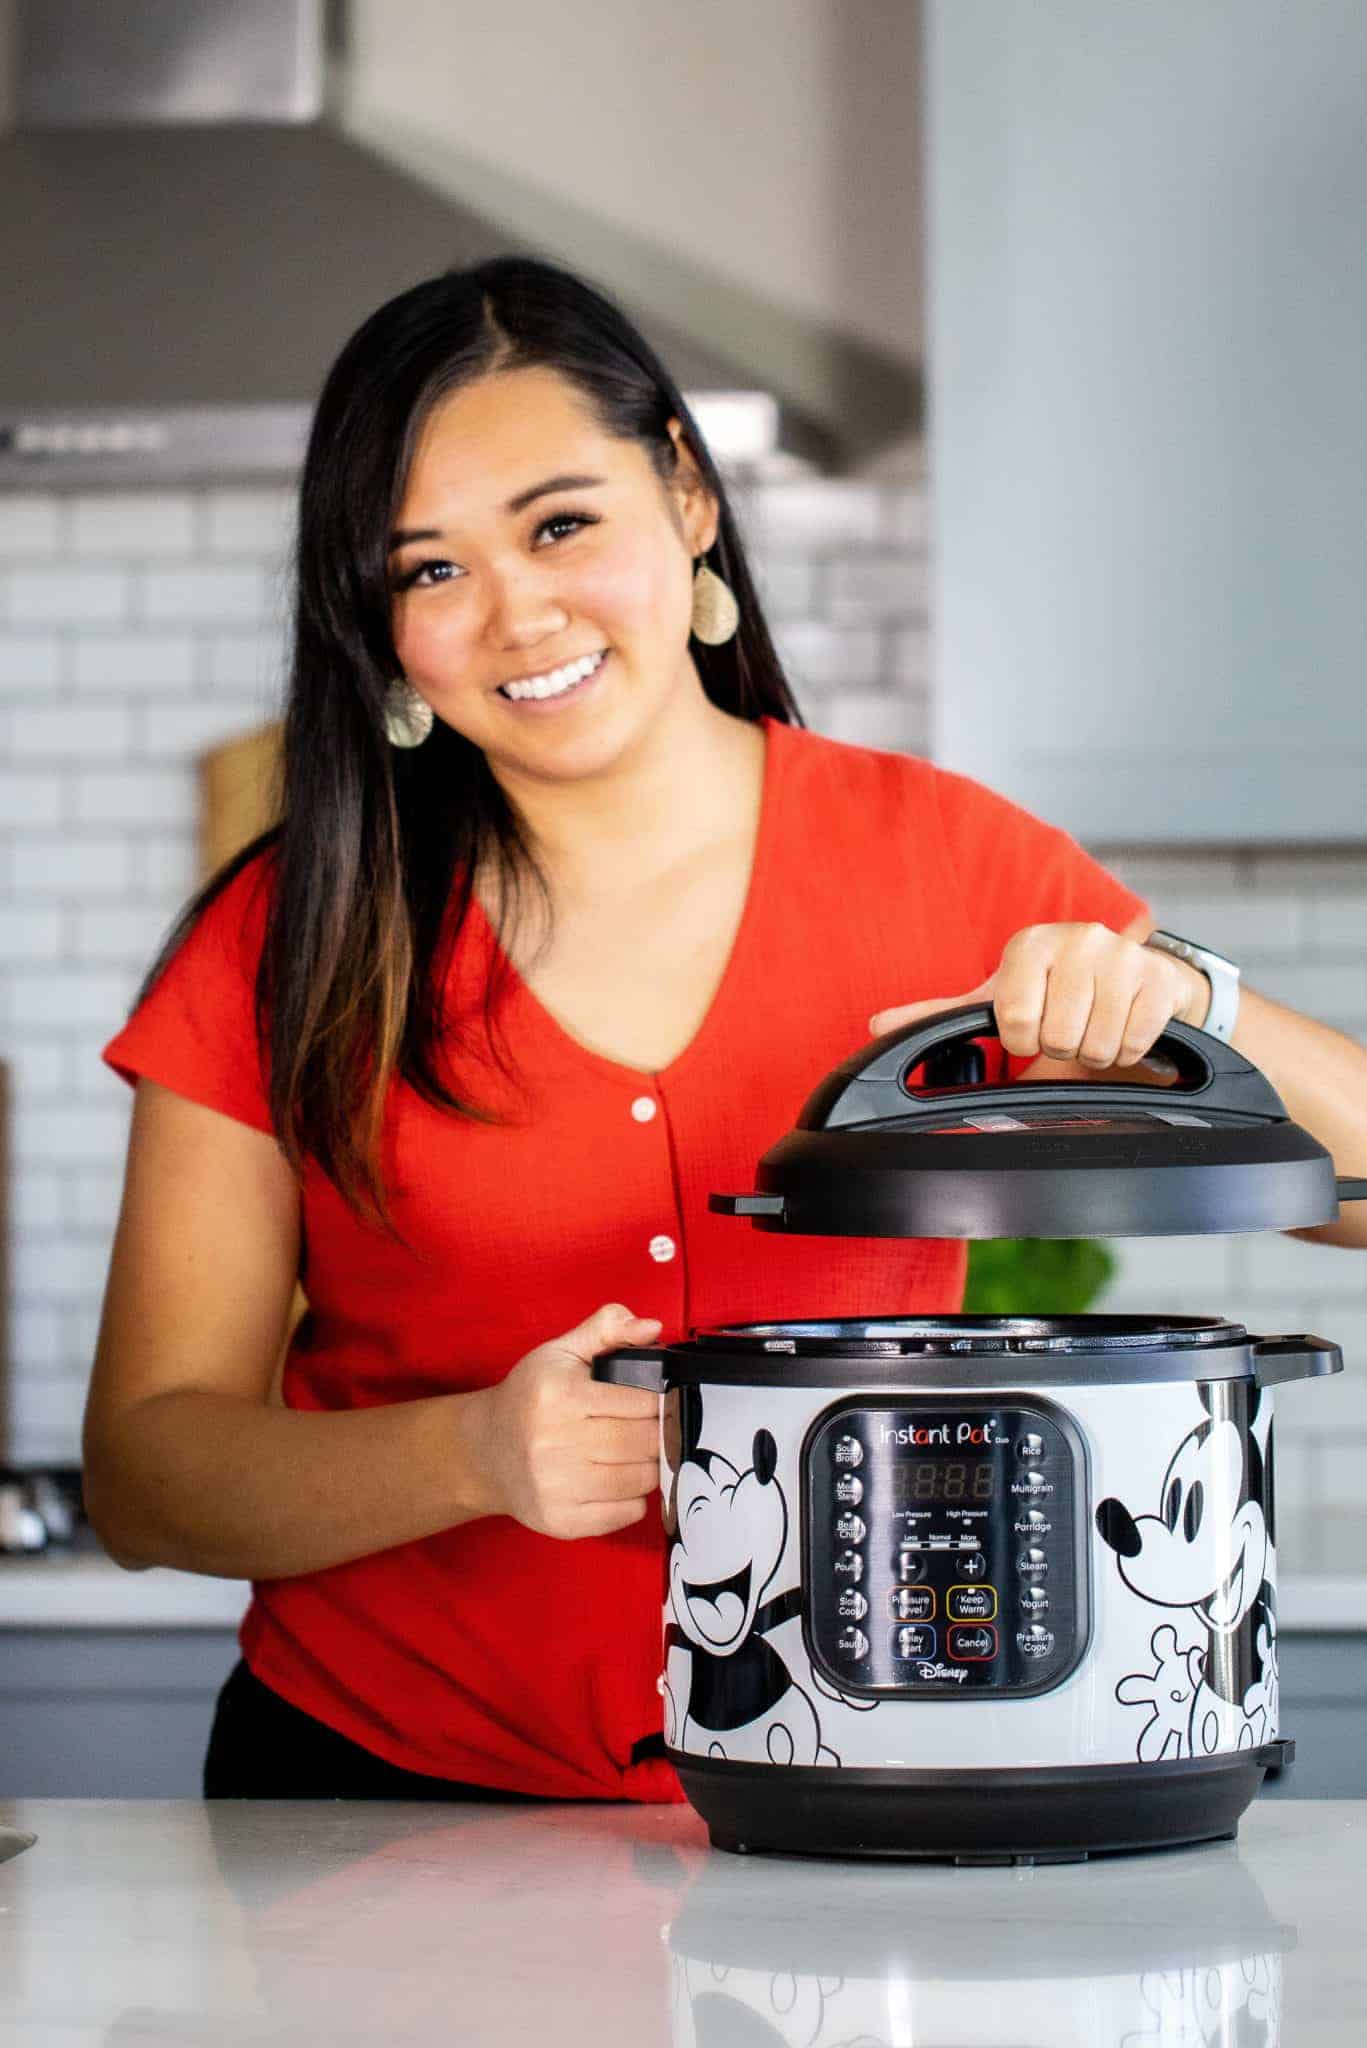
top-left (2, 471), bottom-right (1365, 1579)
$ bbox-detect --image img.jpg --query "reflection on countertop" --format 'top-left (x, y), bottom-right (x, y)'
top-left (3, 1797), bottom-right (1365, 2044)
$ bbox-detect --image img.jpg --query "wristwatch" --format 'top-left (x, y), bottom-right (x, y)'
top-left (1143, 929), bottom-right (1241, 1042)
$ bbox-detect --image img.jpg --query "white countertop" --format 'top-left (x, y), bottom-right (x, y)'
top-left (1, 1796), bottom-right (1363, 2044)
top-left (2, 1546), bottom-right (1364, 1630)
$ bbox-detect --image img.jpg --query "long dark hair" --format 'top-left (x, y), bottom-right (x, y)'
top-left (140, 254), bottom-right (804, 1221)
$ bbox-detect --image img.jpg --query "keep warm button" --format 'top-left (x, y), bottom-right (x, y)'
top-left (947, 1624), bottom-right (997, 1662)
top-left (947, 1585), bottom-right (998, 1623)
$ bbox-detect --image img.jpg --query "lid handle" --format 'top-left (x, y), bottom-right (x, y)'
top-left (1252, 1334), bottom-right (1343, 1388)
top-left (591, 1346), bottom-right (666, 1393)
top-left (803, 1002), bottom-right (1290, 1131)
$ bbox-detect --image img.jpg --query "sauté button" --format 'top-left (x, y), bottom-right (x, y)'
top-left (631, 1096), bottom-right (658, 1123)
top-left (947, 1624), bottom-right (997, 1661)
top-left (893, 1624), bottom-right (936, 1660)
top-left (648, 1234), bottom-right (677, 1263)
top-left (836, 1627), bottom-right (869, 1659)
top-left (947, 1585), bottom-right (998, 1622)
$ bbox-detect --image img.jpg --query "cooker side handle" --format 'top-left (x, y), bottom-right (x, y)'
top-left (592, 1347), bottom-right (667, 1393)
top-left (1251, 1334), bottom-right (1344, 1388)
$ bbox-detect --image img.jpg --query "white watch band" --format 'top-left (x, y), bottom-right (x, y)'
top-left (1144, 929), bottom-right (1241, 1041)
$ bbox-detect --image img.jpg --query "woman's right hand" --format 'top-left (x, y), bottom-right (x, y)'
top-left (463, 1303), bottom-right (664, 1540)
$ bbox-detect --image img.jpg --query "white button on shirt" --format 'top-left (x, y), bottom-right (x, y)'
top-left (649, 1234), bottom-right (677, 1263)
top-left (631, 1096), bottom-right (657, 1123)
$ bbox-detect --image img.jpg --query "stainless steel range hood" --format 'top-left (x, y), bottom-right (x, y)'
top-left (0, 0), bottom-right (831, 486)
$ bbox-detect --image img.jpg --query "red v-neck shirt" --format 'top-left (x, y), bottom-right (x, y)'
top-left (103, 716), bottom-right (1149, 1800)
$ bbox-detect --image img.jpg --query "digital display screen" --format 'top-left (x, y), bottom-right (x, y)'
top-left (892, 1459), bottom-right (996, 1506)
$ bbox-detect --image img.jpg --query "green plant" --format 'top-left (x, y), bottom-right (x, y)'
top-left (962, 1238), bottom-right (1115, 1316)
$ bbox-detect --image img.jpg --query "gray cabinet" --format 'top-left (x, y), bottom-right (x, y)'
top-left (929, 0), bottom-right (1367, 842)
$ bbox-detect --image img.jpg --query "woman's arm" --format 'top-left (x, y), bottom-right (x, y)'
top-left (84, 1082), bottom-right (662, 1579)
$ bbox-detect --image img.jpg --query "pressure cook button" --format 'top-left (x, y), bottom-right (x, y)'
top-left (958, 1551), bottom-right (987, 1580)
top-left (834, 1549), bottom-right (864, 1582)
top-left (834, 1475), bottom-right (864, 1507)
top-left (835, 1513), bottom-right (866, 1544)
top-left (836, 1627), bottom-right (870, 1660)
top-left (1017, 1548), bottom-right (1048, 1579)
top-left (891, 1585), bottom-right (935, 1621)
top-left (833, 1436), bottom-right (864, 1469)
top-left (1017, 1624), bottom-right (1055, 1659)
top-left (895, 1550), bottom-right (927, 1584)
top-left (1017, 1433), bottom-right (1045, 1461)
top-left (893, 1624), bottom-right (936, 1661)
top-left (837, 1589), bottom-right (868, 1622)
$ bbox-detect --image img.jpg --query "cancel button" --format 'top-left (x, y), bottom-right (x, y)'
top-left (947, 1584), bottom-right (997, 1622)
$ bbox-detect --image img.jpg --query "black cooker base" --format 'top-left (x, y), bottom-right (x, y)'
top-left (671, 1740), bottom-right (1293, 1866)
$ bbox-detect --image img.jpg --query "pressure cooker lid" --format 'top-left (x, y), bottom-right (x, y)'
top-left (712, 1005), bottom-right (1367, 1240)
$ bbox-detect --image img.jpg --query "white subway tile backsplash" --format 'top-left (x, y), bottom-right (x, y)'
top-left (6, 1377), bottom-right (85, 1448)
top-left (204, 487), bottom-right (296, 557)
top-left (1, 1040), bottom-right (67, 1100)
top-left (72, 633), bottom-right (196, 694)
top-left (0, 635), bottom-right (63, 694)
top-left (772, 621), bottom-right (882, 691)
top-left (11, 1167), bottom-right (63, 1235)
top-left (131, 832), bottom-right (197, 898)
top-left (0, 495), bottom-right (61, 556)
top-left (10, 703), bottom-right (132, 762)
top-left (0, 768), bottom-right (64, 827)
top-left (886, 622), bottom-right (932, 691)
top-left (745, 481), bottom-right (883, 550)
top-left (1306, 897), bottom-right (1367, 951)
top-left (12, 835), bottom-right (133, 898)
top-left (65, 1168), bottom-right (125, 1234)
top-left (8, 567), bottom-right (130, 626)
top-left (71, 902), bottom-right (177, 965)
top-left (204, 630), bottom-right (286, 695)
top-left (1147, 895), bottom-right (1305, 959)
top-left (879, 484), bottom-right (930, 551)
top-left (12, 1233), bottom-right (116, 1304)
top-left (825, 552), bottom-right (930, 622)
top-left (71, 493), bottom-right (196, 557)
top-left (73, 768), bottom-right (195, 830)
top-left (0, 904), bottom-right (64, 960)
top-left (12, 1100), bottom-right (130, 1167)
top-left (807, 689), bottom-right (928, 754)
top-left (1238, 1230), bottom-right (1367, 1302)
top-left (752, 558), bottom-right (817, 619)
top-left (10, 1303), bottom-right (64, 1375)
top-left (135, 697), bottom-right (270, 762)
top-left (140, 565), bottom-right (270, 625)
top-left (10, 967), bottom-right (135, 1034)
top-left (1246, 959), bottom-right (1367, 1020)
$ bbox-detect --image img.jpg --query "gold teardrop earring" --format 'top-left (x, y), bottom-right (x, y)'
top-left (690, 555), bottom-right (740, 646)
top-left (383, 678), bottom-right (434, 749)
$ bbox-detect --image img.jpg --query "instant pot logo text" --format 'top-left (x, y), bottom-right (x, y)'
top-left (879, 1419), bottom-right (1007, 1447)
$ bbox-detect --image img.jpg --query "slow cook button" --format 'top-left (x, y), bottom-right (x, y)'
top-left (947, 1584), bottom-right (998, 1622)
top-left (630, 1095), bottom-right (657, 1123)
top-left (833, 1549), bottom-right (864, 1582)
top-left (947, 1624), bottom-right (997, 1662)
top-left (1017, 1624), bottom-right (1055, 1659)
top-left (837, 1589), bottom-right (868, 1622)
top-left (648, 1234), bottom-right (677, 1263)
top-left (892, 1624), bottom-right (936, 1661)
top-left (836, 1627), bottom-right (869, 1660)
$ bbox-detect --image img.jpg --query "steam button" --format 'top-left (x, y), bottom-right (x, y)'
top-left (1017, 1548), bottom-right (1048, 1580)
top-left (835, 1513), bottom-right (866, 1544)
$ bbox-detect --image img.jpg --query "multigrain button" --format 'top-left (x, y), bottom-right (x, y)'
top-left (648, 1234), bottom-right (677, 1263)
top-left (630, 1095), bottom-right (657, 1122)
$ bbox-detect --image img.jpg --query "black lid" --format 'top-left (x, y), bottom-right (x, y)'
top-left (711, 1005), bottom-right (1367, 1240)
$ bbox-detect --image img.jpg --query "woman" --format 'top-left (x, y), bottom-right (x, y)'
top-left (83, 255), bottom-right (1367, 1804)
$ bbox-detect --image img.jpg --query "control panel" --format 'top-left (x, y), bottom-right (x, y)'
top-left (802, 1396), bottom-right (1089, 1699)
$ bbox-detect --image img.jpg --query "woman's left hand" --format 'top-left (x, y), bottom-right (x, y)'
top-left (868, 920), bottom-right (1212, 1076)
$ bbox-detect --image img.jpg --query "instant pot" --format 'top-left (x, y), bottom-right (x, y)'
top-left (597, 1006), bottom-right (1367, 1863)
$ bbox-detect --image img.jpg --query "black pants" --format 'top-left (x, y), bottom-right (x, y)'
top-left (203, 1658), bottom-right (553, 1802)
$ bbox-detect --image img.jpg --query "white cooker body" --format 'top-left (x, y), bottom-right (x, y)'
top-left (658, 1375), bottom-right (1278, 1773)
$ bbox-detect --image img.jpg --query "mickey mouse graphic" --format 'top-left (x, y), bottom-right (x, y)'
top-left (1095, 1385), bottom-right (1277, 1761)
top-left (661, 1387), bottom-right (874, 1766)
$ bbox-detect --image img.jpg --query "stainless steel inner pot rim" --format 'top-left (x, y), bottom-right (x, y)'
top-left (692, 1314), bottom-right (1247, 1353)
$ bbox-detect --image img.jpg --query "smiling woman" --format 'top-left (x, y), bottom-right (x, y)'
top-left (79, 253), bottom-right (1367, 1812)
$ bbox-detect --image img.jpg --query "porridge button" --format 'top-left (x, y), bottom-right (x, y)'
top-left (648, 1234), bottom-right (677, 1263)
